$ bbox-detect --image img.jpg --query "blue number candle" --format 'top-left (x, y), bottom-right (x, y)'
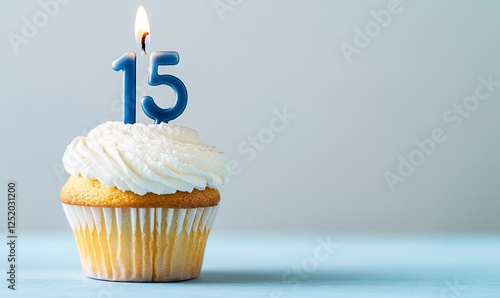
top-left (141, 51), bottom-right (188, 124)
top-left (112, 52), bottom-right (136, 124)
top-left (112, 6), bottom-right (188, 125)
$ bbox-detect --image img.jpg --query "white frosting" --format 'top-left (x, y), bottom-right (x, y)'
top-left (63, 121), bottom-right (230, 195)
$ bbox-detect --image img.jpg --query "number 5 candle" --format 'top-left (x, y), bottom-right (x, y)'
top-left (112, 6), bottom-right (188, 124)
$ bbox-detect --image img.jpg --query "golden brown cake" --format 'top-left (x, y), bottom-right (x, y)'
top-left (61, 175), bottom-right (220, 208)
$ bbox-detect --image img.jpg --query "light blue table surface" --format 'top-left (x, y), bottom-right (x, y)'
top-left (1, 233), bottom-right (499, 297)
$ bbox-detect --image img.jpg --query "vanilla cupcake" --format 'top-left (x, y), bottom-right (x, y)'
top-left (60, 121), bottom-right (229, 282)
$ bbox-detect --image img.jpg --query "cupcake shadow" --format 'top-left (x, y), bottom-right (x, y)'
top-left (192, 271), bottom-right (285, 284)
top-left (190, 269), bottom-right (440, 286)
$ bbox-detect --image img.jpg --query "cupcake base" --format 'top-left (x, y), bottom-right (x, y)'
top-left (62, 204), bottom-right (218, 282)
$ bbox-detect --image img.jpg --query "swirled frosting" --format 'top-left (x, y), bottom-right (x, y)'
top-left (62, 121), bottom-right (230, 195)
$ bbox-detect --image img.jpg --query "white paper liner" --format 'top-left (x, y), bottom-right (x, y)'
top-left (62, 204), bottom-right (218, 282)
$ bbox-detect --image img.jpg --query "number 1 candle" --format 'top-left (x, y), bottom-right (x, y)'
top-left (112, 52), bottom-right (136, 124)
top-left (112, 6), bottom-right (188, 124)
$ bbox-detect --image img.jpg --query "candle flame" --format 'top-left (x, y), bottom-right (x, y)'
top-left (135, 6), bottom-right (150, 55)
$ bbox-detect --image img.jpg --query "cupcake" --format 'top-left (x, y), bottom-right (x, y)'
top-left (60, 121), bottom-right (229, 282)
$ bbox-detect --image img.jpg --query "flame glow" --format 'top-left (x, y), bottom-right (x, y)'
top-left (134, 6), bottom-right (150, 53)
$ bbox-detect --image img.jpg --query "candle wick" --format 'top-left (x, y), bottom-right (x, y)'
top-left (141, 32), bottom-right (149, 55)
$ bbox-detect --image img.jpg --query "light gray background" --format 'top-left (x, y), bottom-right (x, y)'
top-left (1, 0), bottom-right (499, 233)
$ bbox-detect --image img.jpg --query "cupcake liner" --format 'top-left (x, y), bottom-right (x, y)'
top-left (61, 203), bottom-right (218, 282)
